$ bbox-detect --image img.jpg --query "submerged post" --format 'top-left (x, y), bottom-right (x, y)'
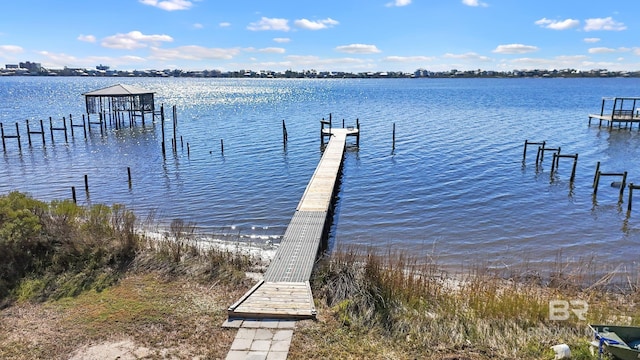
top-left (161, 104), bottom-right (166, 157)
top-left (392, 122), bottom-right (396, 150)
top-left (0, 123), bottom-right (5, 151)
top-left (84, 174), bottom-right (89, 195)
top-left (127, 167), bottom-right (132, 188)
top-left (593, 161), bottom-right (601, 188)
top-left (26, 120), bottom-right (32, 146)
top-left (570, 154), bottom-right (578, 182)
top-left (15, 122), bottom-right (21, 151)
top-left (356, 118), bottom-right (360, 148)
top-left (282, 119), bottom-right (288, 148)
top-left (63, 117), bottom-right (68, 142)
top-left (523, 140), bottom-right (545, 162)
top-left (221, 139), bottom-right (224, 155)
top-left (172, 105), bottom-right (177, 152)
top-left (628, 183), bottom-right (640, 212)
top-left (621, 171), bottom-right (628, 201)
top-left (40, 119), bottom-right (45, 145)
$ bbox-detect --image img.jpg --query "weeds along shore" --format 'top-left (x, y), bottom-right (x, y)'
top-left (0, 191), bottom-right (639, 359)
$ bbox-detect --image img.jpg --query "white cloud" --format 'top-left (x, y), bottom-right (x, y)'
top-left (443, 52), bottom-right (491, 61)
top-left (102, 31), bottom-right (173, 50)
top-left (139, 0), bottom-right (192, 11)
top-left (0, 45), bottom-right (23, 55)
top-left (294, 18), bottom-right (339, 30)
top-left (588, 47), bottom-right (616, 54)
top-left (37, 51), bottom-right (147, 69)
top-left (584, 38), bottom-right (601, 43)
top-left (150, 45), bottom-right (240, 60)
top-left (219, 22), bottom-right (231, 28)
top-left (493, 44), bottom-right (538, 54)
top-left (383, 55), bottom-right (435, 62)
top-left (584, 17), bottom-right (626, 31)
top-left (386, 0), bottom-right (411, 7)
top-left (192, 23), bottom-right (203, 29)
top-left (247, 17), bottom-right (290, 31)
top-left (335, 44), bottom-right (381, 54)
top-left (77, 34), bottom-right (96, 43)
top-left (245, 47), bottom-right (286, 54)
top-left (462, 0), bottom-right (488, 7)
top-left (589, 47), bottom-right (630, 54)
top-left (273, 38), bottom-right (291, 43)
top-left (534, 18), bottom-right (579, 30)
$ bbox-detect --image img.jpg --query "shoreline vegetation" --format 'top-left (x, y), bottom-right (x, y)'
top-left (1, 192), bottom-right (639, 359)
top-left (1, 63), bottom-right (638, 78)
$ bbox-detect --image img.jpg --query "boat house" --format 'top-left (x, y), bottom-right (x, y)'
top-left (82, 84), bottom-right (156, 125)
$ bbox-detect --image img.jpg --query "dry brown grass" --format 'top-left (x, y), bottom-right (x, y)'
top-left (0, 271), bottom-right (252, 360)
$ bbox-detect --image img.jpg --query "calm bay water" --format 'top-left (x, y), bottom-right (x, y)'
top-left (1, 76), bottom-right (640, 274)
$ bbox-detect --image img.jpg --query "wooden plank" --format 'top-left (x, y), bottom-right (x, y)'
top-left (228, 129), bottom-right (348, 320)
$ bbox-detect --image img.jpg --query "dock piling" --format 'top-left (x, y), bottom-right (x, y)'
top-left (551, 153), bottom-right (578, 182)
top-left (628, 183), bottom-right (640, 212)
top-left (593, 169), bottom-right (627, 200)
top-left (392, 122), bottom-right (396, 150)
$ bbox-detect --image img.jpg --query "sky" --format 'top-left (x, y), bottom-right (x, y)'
top-left (0, 0), bottom-right (639, 73)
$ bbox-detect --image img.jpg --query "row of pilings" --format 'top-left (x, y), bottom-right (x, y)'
top-left (523, 139), bottom-right (640, 212)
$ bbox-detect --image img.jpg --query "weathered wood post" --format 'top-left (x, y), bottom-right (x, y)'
top-left (221, 139), bottom-right (224, 155)
top-left (282, 119), bottom-right (288, 148)
top-left (16, 122), bottom-right (21, 150)
top-left (71, 186), bottom-right (77, 204)
top-left (628, 183), bottom-right (640, 212)
top-left (593, 170), bottom-right (601, 195)
top-left (392, 122), bottom-right (396, 150)
top-left (356, 118), bottom-right (360, 148)
top-left (49, 117), bottom-right (54, 143)
top-left (82, 115), bottom-right (87, 139)
top-left (0, 123), bottom-right (5, 151)
top-left (84, 174), bottom-right (89, 195)
top-left (523, 140), bottom-right (545, 162)
top-left (172, 105), bottom-right (177, 152)
top-left (26, 120), bottom-right (33, 146)
top-left (620, 171), bottom-right (628, 201)
top-left (187, 143), bottom-right (190, 157)
top-left (570, 154), bottom-right (578, 182)
top-left (62, 117), bottom-right (68, 142)
top-left (127, 167), bottom-right (132, 188)
top-left (160, 104), bottom-right (166, 157)
top-left (39, 119), bottom-right (45, 145)
top-left (593, 161), bottom-right (601, 188)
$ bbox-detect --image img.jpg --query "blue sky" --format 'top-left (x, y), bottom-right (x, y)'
top-left (0, 0), bottom-right (638, 72)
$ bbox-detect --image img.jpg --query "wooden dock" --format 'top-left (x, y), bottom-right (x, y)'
top-left (228, 128), bottom-right (358, 320)
top-left (589, 97), bottom-right (640, 129)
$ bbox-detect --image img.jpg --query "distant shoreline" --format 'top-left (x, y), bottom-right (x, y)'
top-left (1, 68), bottom-right (637, 79)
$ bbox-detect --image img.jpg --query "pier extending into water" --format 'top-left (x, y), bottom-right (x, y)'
top-left (589, 97), bottom-right (640, 129)
top-left (227, 126), bottom-right (359, 320)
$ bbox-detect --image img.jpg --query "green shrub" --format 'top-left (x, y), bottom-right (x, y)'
top-left (0, 192), bottom-right (141, 303)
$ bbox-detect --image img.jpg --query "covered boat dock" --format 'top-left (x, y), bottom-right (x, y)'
top-left (82, 84), bottom-right (157, 127)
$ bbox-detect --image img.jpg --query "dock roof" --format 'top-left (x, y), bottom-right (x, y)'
top-left (82, 83), bottom-right (154, 96)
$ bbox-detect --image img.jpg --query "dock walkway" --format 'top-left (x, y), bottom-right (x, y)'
top-left (227, 128), bottom-right (357, 320)
top-left (589, 97), bottom-right (640, 129)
